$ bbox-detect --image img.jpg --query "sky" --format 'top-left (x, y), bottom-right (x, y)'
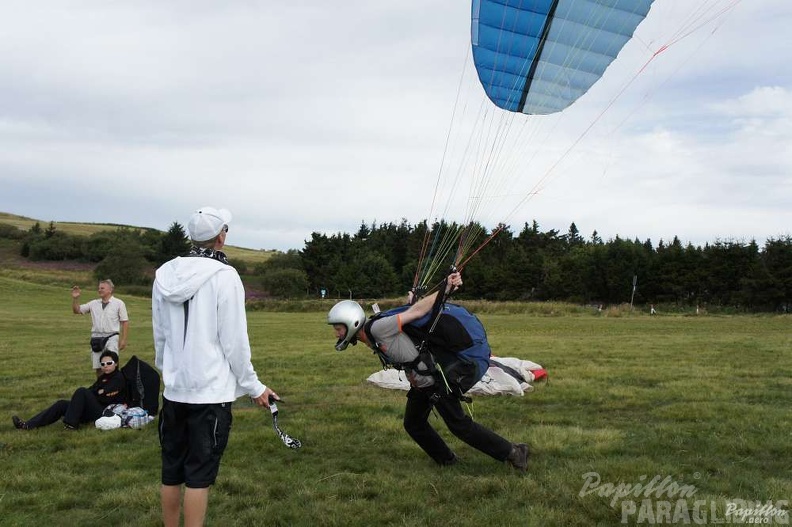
top-left (1, 1), bottom-right (790, 252)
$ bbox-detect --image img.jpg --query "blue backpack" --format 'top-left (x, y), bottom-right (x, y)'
top-left (364, 303), bottom-right (491, 394)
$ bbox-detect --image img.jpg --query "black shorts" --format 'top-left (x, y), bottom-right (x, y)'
top-left (158, 398), bottom-right (233, 488)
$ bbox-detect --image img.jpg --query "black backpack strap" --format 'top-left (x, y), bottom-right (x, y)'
top-left (489, 358), bottom-right (526, 383)
top-left (363, 317), bottom-right (392, 370)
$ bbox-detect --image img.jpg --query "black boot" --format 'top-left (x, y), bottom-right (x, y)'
top-left (506, 443), bottom-right (530, 472)
top-left (12, 416), bottom-right (29, 430)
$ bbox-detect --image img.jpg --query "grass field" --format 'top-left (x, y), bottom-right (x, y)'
top-left (0, 275), bottom-right (790, 526)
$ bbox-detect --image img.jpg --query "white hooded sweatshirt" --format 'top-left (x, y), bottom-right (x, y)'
top-left (152, 256), bottom-right (266, 404)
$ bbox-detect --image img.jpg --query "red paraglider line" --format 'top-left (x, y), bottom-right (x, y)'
top-left (510, 0), bottom-right (740, 217)
top-left (456, 223), bottom-right (505, 272)
top-left (460, 0), bottom-right (742, 264)
top-left (422, 0), bottom-right (745, 280)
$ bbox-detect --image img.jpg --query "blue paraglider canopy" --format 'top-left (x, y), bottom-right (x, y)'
top-left (471, 0), bottom-right (654, 115)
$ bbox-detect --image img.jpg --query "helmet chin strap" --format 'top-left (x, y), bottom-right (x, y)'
top-left (334, 335), bottom-right (358, 351)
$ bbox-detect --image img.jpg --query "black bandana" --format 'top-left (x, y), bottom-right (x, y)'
top-left (187, 246), bottom-right (230, 265)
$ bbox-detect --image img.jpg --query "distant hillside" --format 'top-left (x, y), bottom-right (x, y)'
top-left (0, 211), bottom-right (277, 265)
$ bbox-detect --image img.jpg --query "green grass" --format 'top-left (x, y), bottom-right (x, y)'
top-left (0, 276), bottom-right (790, 526)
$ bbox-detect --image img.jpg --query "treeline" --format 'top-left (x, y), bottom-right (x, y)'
top-left (300, 220), bottom-right (792, 312)
top-left (3, 219), bottom-right (791, 312)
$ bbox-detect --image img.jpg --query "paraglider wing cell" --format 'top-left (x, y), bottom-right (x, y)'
top-left (472, 0), bottom-right (654, 115)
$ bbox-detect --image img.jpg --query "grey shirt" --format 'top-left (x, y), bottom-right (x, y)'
top-left (370, 315), bottom-right (435, 388)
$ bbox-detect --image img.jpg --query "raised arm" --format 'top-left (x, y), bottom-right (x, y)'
top-left (71, 286), bottom-right (82, 314)
top-left (399, 272), bottom-right (462, 325)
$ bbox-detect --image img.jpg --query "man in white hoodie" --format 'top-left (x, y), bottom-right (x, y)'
top-left (153, 206), bottom-right (278, 527)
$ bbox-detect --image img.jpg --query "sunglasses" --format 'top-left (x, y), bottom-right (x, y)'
top-left (223, 225), bottom-right (229, 233)
top-left (100, 360), bottom-right (115, 366)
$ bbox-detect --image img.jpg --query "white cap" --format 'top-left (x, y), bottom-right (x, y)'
top-left (187, 206), bottom-right (232, 242)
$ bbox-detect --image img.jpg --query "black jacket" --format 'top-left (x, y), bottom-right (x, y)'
top-left (89, 370), bottom-right (127, 406)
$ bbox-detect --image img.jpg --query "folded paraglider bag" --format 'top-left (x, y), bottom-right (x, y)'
top-left (121, 355), bottom-right (161, 415)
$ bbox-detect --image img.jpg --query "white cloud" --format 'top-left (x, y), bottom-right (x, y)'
top-left (1, 0), bottom-right (790, 251)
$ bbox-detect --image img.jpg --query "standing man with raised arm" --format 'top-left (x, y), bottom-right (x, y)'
top-left (71, 279), bottom-right (129, 376)
top-left (153, 206), bottom-right (279, 527)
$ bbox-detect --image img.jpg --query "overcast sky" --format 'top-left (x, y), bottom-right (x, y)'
top-left (1, 1), bottom-right (790, 252)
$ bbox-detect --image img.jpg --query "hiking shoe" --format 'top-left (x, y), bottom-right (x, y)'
top-left (12, 416), bottom-right (29, 430)
top-left (63, 423), bottom-right (78, 431)
top-left (507, 443), bottom-right (530, 472)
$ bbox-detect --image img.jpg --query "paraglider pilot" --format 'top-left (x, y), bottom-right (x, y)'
top-left (327, 271), bottom-right (529, 471)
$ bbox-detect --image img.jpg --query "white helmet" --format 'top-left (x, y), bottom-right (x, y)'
top-left (327, 300), bottom-right (366, 351)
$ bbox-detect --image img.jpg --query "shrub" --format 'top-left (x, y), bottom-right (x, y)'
top-left (93, 242), bottom-right (151, 285)
top-left (27, 232), bottom-right (83, 260)
top-left (0, 223), bottom-right (25, 240)
top-left (259, 268), bottom-right (309, 298)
